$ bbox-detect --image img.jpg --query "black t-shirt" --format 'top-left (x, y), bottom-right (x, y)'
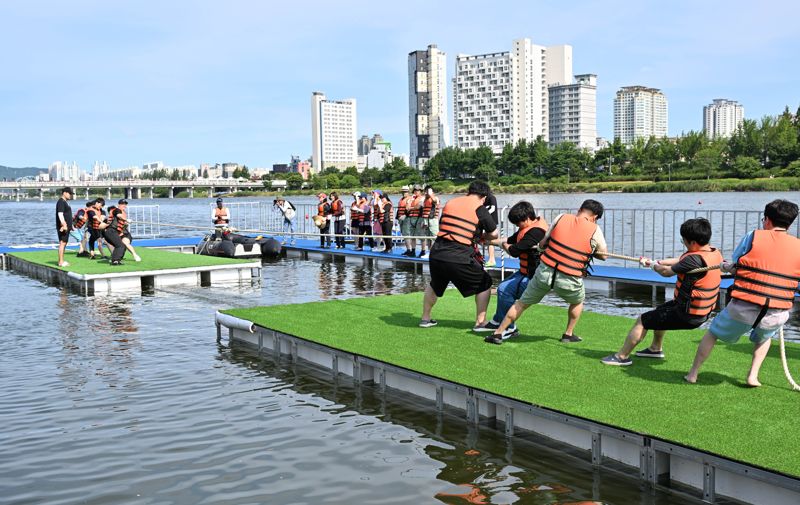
top-left (671, 253), bottom-right (710, 323)
top-left (430, 206), bottom-right (497, 264)
top-left (56, 198), bottom-right (72, 230)
top-left (507, 227), bottom-right (546, 258)
top-left (484, 194), bottom-right (498, 224)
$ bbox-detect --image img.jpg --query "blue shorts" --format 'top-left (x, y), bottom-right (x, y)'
top-left (708, 307), bottom-right (778, 344)
top-left (69, 229), bottom-right (85, 243)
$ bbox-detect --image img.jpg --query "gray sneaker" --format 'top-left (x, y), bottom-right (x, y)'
top-left (601, 354), bottom-right (632, 366)
top-left (635, 348), bottom-right (665, 359)
top-left (419, 319), bottom-right (438, 328)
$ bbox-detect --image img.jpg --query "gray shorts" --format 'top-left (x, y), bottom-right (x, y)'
top-left (519, 264), bottom-right (585, 306)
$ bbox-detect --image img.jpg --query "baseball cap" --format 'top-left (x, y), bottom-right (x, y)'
top-left (412, 184), bottom-right (422, 191)
top-left (216, 197), bottom-right (223, 204)
top-left (352, 191), bottom-right (361, 198)
top-left (118, 199), bottom-right (129, 205)
top-left (317, 192), bottom-right (327, 198)
top-left (400, 185), bottom-right (410, 192)
top-left (61, 186), bottom-right (74, 196)
top-left (372, 189), bottom-right (383, 196)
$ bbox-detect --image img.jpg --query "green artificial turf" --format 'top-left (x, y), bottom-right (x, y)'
top-left (225, 292), bottom-right (800, 478)
top-left (10, 248), bottom-right (253, 275)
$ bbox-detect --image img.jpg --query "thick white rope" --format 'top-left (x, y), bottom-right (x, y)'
top-left (779, 326), bottom-right (800, 392)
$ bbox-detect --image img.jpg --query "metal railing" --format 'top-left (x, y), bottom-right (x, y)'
top-left (128, 205), bottom-right (160, 238)
top-left (498, 208), bottom-right (800, 266)
top-left (211, 201), bottom-right (262, 231)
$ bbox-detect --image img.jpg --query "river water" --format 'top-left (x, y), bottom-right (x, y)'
top-left (1, 191), bottom-right (797, 504)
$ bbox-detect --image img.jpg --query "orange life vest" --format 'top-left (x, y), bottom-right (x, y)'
top-left (350, 202), bottom-right (361, 224)
top-left (407, 195), bottom-right (423, 218)
top-left (422, 196), bottom-right (438, 219)
top-left (331, 199), bottom-right (343, 216)
top-left (540, 214), bottom-right (597, 277)
top-left (73, 208), bottom-right (89, 229)
top-left (89, 209), bottom-right (104, 230)
top-left (731, 230), bottom-right (800, 310)
top-left (381, 201), bottom-right (393, 223)
top-left (437, 196), bottom-right (482, 246)
top-left (214, 207), bottom-right (229, 224)
top-left (674, 248), bottom-right (724, 318)
top-left (109, 208), bottom-right (128, 234)
top-left (397, 196), bottom-right (409, 218)
top-left (373, 202), bottom-right (384, 222)
top-left (317, 202), bottom-right (329, 217)
top-left (516, 217), bottom-right (549, 277)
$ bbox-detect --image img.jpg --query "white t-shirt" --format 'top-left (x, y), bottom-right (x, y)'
top-left (276, 201), bottom-right (295, 220)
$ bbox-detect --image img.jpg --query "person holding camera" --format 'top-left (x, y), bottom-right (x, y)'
top-left (274, 196), bottom-right (296, 245)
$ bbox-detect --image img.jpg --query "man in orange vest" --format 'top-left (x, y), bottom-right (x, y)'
top-left (420, 181), bottom-right (498, 329)
top-left (601, 218), bottom-right (723, 365)
top-left (330, 192), bottom-right (346, 249)
top-left (686, 199), bottom-right (800, 387)
top-left (490, 200), bottom-right (608, 343)
top-left (396, 186), bottom-right (413, 256)
top-left (477, 201), bottom-right (548, 343)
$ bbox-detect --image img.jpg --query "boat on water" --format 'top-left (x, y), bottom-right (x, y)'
top-left (196, 227), bottom-right (281, 259)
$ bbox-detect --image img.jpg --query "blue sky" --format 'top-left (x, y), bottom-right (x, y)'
top-left (1, 0), bottom-right (798, 169)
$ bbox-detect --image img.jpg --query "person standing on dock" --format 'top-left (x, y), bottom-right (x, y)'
top-left (420, 181), bottom-right (498, 329)
top-left (686, 199), bottom-right (800, 387)
top-left (405, 185), bottom-right (425, 257)
top-left (316, 192), bottom-right (332, 248)
top-left (274, 196), bottom-right (296, 245)
top-left (489, 200), bottom-right (608, 343)
top-left (356, 193), bottom-right (375, 250)
top-left (55, 187), bottom-right (74, 268)
top-left (212, 198), bottom-right (230, 226)
top-left (483, 191), bottom-right (499, 267)
top-left (417, 185), bottom-right (440, 259)
top-left (601, 218), bottom-right (723, 365)
top-left (477, 201), bottom-right (548, 342)
top-left (378, 192), bottom-right (394, 254)
top-left (330, 192), bottom-right (346, 249)
top-left (397, 186), bottom-right (413, 256)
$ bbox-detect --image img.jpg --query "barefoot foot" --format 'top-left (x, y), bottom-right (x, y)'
top-left (746, 377), bottom-right (762, 387)
top-left (684, 374), bottom-right (697, 384)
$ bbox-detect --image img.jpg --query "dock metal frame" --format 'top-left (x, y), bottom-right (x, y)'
top-left (217, 314), bottom-right (800, 505)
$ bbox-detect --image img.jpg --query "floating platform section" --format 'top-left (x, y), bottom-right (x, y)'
top-left (6, 248), bottom-right (261, 296)
top-left (217, 292), bottom-right (800, 505)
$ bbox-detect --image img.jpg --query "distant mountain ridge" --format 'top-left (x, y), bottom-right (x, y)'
top-left (0, 166), bottom-right (47, 180)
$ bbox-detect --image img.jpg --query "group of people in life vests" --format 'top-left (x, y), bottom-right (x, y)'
top-left (418, 181), bottom-right (800, 387)
top-left (314, 184), bottom-right (443, 256)
top-left (55, 187), bottom-right (141, 267)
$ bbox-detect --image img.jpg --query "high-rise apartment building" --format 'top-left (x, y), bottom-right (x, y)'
top-left (613, 86), bottom-right (668, 144)
top-left (548, 74), bottom-right (597, 150)
top-left (703, 99), bottom-right (744, 138)
top-left (453, 38), bottom-right (572, 153)
top-left (311, 91), bottom-right (357, 172)
top-left (408, 44), bottom-right (449, 168)
top-left (48, 161), bottom-right (80, 181)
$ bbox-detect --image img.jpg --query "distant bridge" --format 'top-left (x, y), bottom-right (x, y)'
top-left (0, 179), bottom-right (265, 201)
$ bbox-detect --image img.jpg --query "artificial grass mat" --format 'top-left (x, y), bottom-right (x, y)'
top-left (10, 248), bottom-right (253, 275)
top-left (225, 292), bottom-right (800, 478)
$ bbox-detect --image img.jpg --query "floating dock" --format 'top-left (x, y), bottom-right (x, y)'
top-left (4, 248), bottom-right (261, 296)
top-left (217, 292), bottom-right (800, 505)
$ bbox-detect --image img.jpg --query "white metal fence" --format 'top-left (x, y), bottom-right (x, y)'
top-left (127, 205), bottom-right (160, 238)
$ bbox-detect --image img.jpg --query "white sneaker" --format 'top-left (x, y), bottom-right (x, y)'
top-left (133, 254), bottom-right (142, 262)
top-left (58, 261), bottom-right (70, 267)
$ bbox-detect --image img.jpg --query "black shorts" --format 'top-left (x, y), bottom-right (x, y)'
top-left (57, 230), bottom-right (69, 243)
top-left (429, 257), bottom-right (493, 298)
top-left (640, 300), bottom-right (705, 331)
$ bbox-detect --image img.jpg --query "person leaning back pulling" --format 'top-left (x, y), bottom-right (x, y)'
top-left (490, 199), bottom-right (608, 343)
top-left (419, 180), bottom-right (499, 329)
top-left (685, 199), bottom-right (800, 387)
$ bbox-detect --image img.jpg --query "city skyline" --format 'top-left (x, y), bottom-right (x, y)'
top-left (1, 0), bottom-right (798, 168)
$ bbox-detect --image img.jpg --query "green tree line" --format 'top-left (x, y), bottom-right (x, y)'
top-left (423, 105), bottom-right (800, 184)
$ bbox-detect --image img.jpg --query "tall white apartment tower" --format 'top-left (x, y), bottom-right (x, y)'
top-left (311, 92), bottom-right (357, 172)
top-left (613, 86), bottom-right (668, 144)
top-left (408, 44), bottom-right (449, 169)
top-left (703, 99), bottom-right (744, 138)
top-left (454, 38), bottom-right (572, 153)
top-left (548, 74), bottom-right (598, 150)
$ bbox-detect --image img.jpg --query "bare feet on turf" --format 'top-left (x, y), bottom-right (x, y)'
top-left (684, 374), bottom-right (697, 384)
top-left (745, 376), bottom-right (762, 387)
